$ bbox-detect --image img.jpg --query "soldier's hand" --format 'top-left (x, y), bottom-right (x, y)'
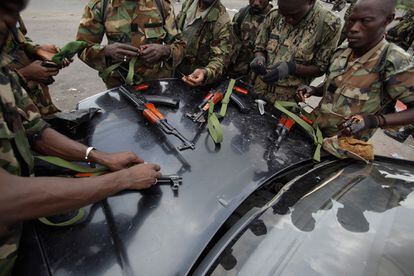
top-left (93, 151), bottom-right (144, 171)
top-left (295, 85), bottom-right (315, 102)
top-left (250, 56), bottom-right (267, 75)
top-left (104, 43), bottom-right (140, 62)
top-left (124, 163), bottom-right (162, 190)
top-left (139, 44), bottom-right (171, 64)
top-left (262, 61), bottom-right (296, 84)
top-left (338, 114), bottom-right (384, 137)
top-left (19, 60), bottom-right (59, 82)
top-left (182, 68), bottom-right (206, 87)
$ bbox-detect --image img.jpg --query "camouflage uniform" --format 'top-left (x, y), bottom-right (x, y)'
top-left (0, 52), bottom-right (47, 275)
top-left (386, 10), bottom-right (414, 51)
top-left (76, 0), bottom-right (186, 88)
top-left (316, 39), bottom-right (414, 140)
top-left (5, 17), bottom-right (60, 116)
top-left (227, 4), bottom-right (272, 78)
top-left (339, 1), bottom-right (356, 45)
top-left (177, 0), bottom-right (231, 84)
top-left (254, 2), bottom-right (341, 102)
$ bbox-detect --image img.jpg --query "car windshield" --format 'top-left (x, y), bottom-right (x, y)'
top-left (210, 160), bottom-right (414, 276)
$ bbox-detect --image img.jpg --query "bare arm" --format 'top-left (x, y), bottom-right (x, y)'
top-left (294, 64), bottom-right (324, 79)
top-left (33, 127), bottom-right (143, 171)
top-left (383, 105), bottom-right (414, 126)
top-left (0, 163), bottom-right (161, 226)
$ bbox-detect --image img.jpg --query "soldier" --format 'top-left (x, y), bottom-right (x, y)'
top-left (5, 16), bottom-right (72, 116)
top-left (0, 1), bottom-right (162, 274)
top-left (76, 0), bottom-right (186, 88)
top-left (251, 0), bottom-right (341, 103)
top-left (296, 0), bottom-right (414, 141)
top-left (227, 0), bottom-right (273, 79)
top-left (177, 0), bottom-right (231, 86)
top-left (383, 9), bottom-right (414, 143)
top-left (387, 8), bottom-right (414, 51)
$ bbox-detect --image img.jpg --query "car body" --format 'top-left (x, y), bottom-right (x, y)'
top-left (14, 80), bottom-right (414, 276)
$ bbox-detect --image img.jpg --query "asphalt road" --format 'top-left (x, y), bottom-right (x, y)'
top-left (21, 0), bottom-right (413, 160)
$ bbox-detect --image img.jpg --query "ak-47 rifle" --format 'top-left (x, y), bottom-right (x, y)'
top-left (118, 86), bottom-right (195, 151)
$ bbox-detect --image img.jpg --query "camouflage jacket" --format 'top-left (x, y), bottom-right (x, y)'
top-left (76, 0), bottom-right (186, 88)
top-left (227, 4), bottom-right (272, 77)
top-left (5, 17), bottom-right (60, 116)
top-left (0, 52), bottom-right (47, 276)
top-left (386, 10), bottom-right (414, 51)
top-left (254, 2), bottom-right (341, 101)
top-left (316, 40), bottom-right (414, 140)
top-left (177, 0), bottom-right (231, 84)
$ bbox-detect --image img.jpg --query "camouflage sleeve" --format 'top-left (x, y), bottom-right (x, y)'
top-left (204, 17), bottom-right (231, 84)
top-left (254, 11), bottom-right (273, 53)
top-left (76, 0), bottom-right (107, 72)
top-left (22, 36), bottom-right (39, 56)
top-left (163, 1), bottom-right (186, 70)
top-left (314, 15), bottom-right (342, 73)
top-left (384, 48), bottom-right (414, 105)
top-left (4, 71), bottom-right (47, 135)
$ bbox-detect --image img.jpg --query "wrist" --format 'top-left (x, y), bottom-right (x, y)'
top-left (287, 61), bottom-right (296, 75)
top-left (164, 45), bottom-right (172, 59)
top-left (114, 169), bottom-right (133, 190)
top-left (88, 149), bottom-right (107, 166)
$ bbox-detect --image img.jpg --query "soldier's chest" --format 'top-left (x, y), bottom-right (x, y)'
top-left (104, 2), bottom-right (166, 45)
top-left (239, 15), bottom-right (264, 43)
top-left (266, 18), bottom-right (319, 62)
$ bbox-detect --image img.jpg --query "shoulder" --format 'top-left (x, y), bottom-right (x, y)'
top-left (385, 43), bottom-right (413, 73)
top-left (207, 1), bottom-right (230, 26)
top-left (233, 5), bottom-right (249, 22)
top-left (87, 0), bottom-right (102, 10)
top-left (316, 3), bottom-right (341, 31)
top-left (266, 7), bottom-right (280, 20)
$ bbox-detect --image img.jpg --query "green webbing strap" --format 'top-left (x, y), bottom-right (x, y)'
top-left (274, 101), bottom-right (323, 162)
top-left (99, 62), bottom-right (122, 80)
top-left (207, 101), bottom-right (223, 144)
top-left (35, 155), bottom-right (107, 175)
top-left (51, 41), bottom-right (88, 66)
top-left (99, 57), bottom-right (140, 86)
top-left (34, 156), bottom-right (107, 227)
top-left (218, 79), bottom-right (236, 118)
top-left (38, 209), bottom-right (86, 227)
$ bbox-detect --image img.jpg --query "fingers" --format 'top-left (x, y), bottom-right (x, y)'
top-left (117, 49), bottom-right (139, 58)
top-left (117, 43), bottom-right (140, 52)
top-left (44, 67), bottom-right (59, 75)
top-left (182, 76), bottom-right (197, 86)
top-left (127, 151), bottom-right (145, 164)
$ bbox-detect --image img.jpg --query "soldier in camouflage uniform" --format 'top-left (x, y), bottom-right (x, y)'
top-left (297, 0), bottom-right (414, 141)
top-left (76, 0), bottom-right (186, 88)
top-left (0, 2), bottom-right (163, 274)
top-left (5, 16), bottom-right (66, 116)
top-left (386, 9), bottom-right (414, 51)
top-left (177, 0), bottom-right (231, 86)
top-left (227, 0), bottom-right (272, 79)
top-left (251, 0), bottom-right (341, 103)
top-left (383, 9), bottom-right (414, 142)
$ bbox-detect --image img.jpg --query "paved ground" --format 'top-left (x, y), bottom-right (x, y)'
top-left (22, 0), bottom-right (414, 160)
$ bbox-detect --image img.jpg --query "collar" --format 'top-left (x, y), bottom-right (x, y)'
top-left (340, 38), bottom-right (387, 65)
top-left (204, 0), bottom-right (221, 22)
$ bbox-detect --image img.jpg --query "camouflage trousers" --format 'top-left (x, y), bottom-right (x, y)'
top-left (254, 77), bottom-right (297, 103)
